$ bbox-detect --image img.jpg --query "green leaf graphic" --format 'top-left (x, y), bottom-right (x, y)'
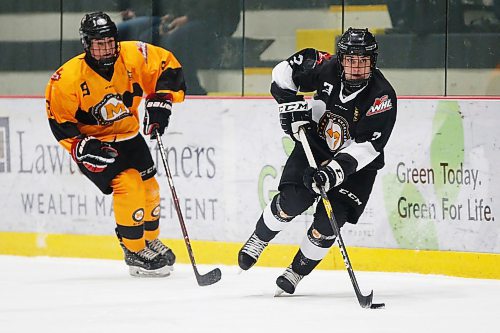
top-left (383, 101), bottom-right (466, 250)
top-left (383, 174), bottom-right (439, 249)
top-left (431, 101), bottom-right (464, 203)
top-left (258, 166), bottom-right (279, 209)
top-left (257, 138), bottom-right (294, 210)
top-left (282, 137), bottom-right (295, 157)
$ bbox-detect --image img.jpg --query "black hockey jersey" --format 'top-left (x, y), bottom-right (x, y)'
top-left (271, 48), bottom-right (397, 178)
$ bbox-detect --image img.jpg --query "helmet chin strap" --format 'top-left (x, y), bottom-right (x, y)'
top-left (346, 78), bottom-right (367, 87)
top-left (97, 56), bottom-right (117, 68)
top-left (84, 52), bottom-right (117, 74)
top-left (341, 70), bottom-right (369, 93)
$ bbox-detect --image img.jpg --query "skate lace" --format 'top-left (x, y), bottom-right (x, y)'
top-left (147, 238), bottom-right (170, 255)
top-left (282, 267), bottom-right (304, 287)
top-left (137, 247), bottom-right (159, 261)
top-left (242, 233), bottom-right (268, 259)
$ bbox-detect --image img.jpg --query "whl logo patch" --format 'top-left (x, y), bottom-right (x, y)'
top-left (367, 95), bottom-right (392, 116)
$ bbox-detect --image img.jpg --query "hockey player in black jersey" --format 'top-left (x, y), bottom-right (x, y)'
top-left (238, 28), bottom-right (397, 294)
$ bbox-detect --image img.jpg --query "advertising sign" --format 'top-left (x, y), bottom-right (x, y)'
top-left (0, 98), bottom-right (499, 254)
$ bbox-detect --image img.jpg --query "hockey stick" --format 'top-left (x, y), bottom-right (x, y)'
top-left (155, 129), bottom-right (222, 286)
top-left (298, 127), bottom-right (384, 309)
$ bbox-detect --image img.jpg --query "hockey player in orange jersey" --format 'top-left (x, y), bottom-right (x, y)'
top-left (45, 12), bottom-right (186, 277)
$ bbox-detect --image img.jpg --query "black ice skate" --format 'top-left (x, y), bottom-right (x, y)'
top-left (275, 266), bottom-right (304, 296)
top-left (119, 242), bottom-right (170, 277)
top-left (116, 229), bottom-right (170, 277)
top-left (146, 238), bottom-right (176, 270)
top-left (238, 232), bottom-right (269, 270)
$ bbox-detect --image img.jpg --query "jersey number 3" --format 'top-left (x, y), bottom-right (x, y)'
top-left (371, 132), bottom-right (381, 141)
top-left (289, 55), bottom-right (303, 66)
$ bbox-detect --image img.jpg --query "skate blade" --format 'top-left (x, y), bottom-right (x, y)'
top-left (128, 265), bottom-right (171, 278)
top-left (274, 288), bottom-right (285, 297)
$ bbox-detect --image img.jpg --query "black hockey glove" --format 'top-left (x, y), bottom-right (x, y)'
top-left (303, 161), bottom-right (345, 195)
top-left (278, 101), bottom-right (311, 141)
top-left (71, 136), bottom-right (118, 173)
top-left (143, 93), bottom-right (172, 139)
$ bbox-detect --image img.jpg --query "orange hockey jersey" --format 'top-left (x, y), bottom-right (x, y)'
top-left (45, 41), bottom-right (186, 151)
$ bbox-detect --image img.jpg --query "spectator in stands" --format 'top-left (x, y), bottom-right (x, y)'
top-left (118, 0), bottom-right (241, 95)
top-left (386, 0), bottom-right (465, 34)
top-left (495, 0), bottom-right (500, 20)
top-left (117, 0), bottom-right (164, 44)
top-left (469, 0), bottom-right (500, 31)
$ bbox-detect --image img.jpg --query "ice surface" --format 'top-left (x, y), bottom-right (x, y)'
top-left (0, 255), bottom-right (498, 333)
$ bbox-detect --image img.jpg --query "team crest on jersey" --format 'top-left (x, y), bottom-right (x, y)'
top-left (318, 112), bottom-right (350, 152)
top-left (91, 94), bottom-right (132, 126)
top-left (151, 205), bottom-right (161, 218)
top-left (132, 208), bottom-right (145, 223)
top-left (136, 41), bottom-right (148, 63)
top-left (366, 95), bottom-right (392, 116)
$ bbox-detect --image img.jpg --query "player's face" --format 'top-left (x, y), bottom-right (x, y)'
top-left (342, 55), bottom-right (371, 81)
top-left (89, 37), bottom-right (117, 60)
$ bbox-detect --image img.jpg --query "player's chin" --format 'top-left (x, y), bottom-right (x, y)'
top-left (348, 75), bottom-right (366, 80)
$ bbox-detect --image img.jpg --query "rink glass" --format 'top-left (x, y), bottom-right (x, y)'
top-left (0, 0), bottom-right (498, 96)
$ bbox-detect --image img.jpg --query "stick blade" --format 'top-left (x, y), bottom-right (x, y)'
top-left (357, 289), bottom-right (374, 308)
top-left (370, 303), bottom-right (386, 309)
top-left (196, 268), bottom-right (222, 286)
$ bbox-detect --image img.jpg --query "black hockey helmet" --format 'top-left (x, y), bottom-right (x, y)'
top-left (79, 12), bottom-right (119, 68)
top-left (337, 28), bottom-right (378, 88)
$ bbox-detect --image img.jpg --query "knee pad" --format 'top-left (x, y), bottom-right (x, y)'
top-left (271, 194), bottom-right (293, 222)
top-left (256, 186), bottom-right (315, 241)
top-left (298, 222), bottom-right (337, 264)
top-left (299, 202), bottom-right (350, 262)
top-left (305, 224), bottom-right (337, 250)
top-left (143, 177), bottom-right (161, 240)
top-left (256, 194), bottom-right (292, 240)
top-left (111, 169), bottom-right (146, 252)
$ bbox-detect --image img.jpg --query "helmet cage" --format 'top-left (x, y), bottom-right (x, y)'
top-left (337, 28), bottom-right (378, 88)
top-left (79, 12), bottom-right (120, 69)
